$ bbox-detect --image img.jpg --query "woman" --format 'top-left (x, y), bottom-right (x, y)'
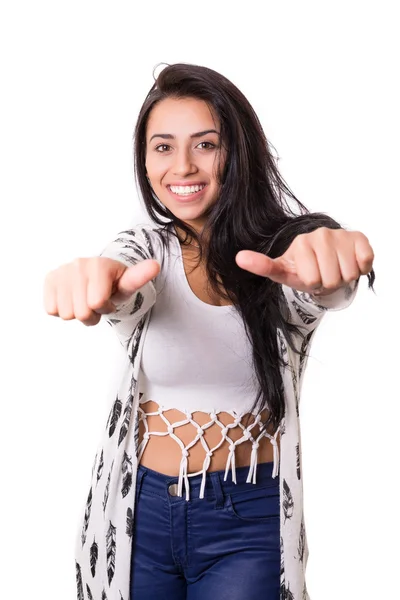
top-left (44, 63), bottom-right (375, 600)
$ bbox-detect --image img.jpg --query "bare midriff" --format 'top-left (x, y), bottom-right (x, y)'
top-left (137, 401), bottom-right (281, 476)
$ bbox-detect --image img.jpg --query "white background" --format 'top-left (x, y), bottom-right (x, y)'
top-left (1, 1), bottom-right (398, 598)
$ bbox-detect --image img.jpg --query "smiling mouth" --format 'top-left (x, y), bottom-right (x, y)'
top-left (167, 184), bottom-right (207, 196)
top-left (167, 184), bottom-right (208, 201)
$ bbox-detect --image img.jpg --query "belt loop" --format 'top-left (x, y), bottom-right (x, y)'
top-left (210, 471), bottom-right (225, 509)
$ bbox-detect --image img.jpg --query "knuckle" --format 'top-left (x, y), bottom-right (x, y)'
top-left (312, 226), bottom-right (329, 238)
top-left (72, 257), bottom-right (90, 272)
top-left (356, 231), bottom-right (370, 243)
top-left (75, 309), bottom-right (94, 322)
top-left (90, 256), bottom-right (107, 271)
top-left (87, 295), bottom-right (107, 311)
top-left (360, 250), bottom-right (375, 264)
top-left (303, 275), bottom-right (322, 289)
top-left (82, 318), bottom-right (99, 327)
top-left (294, 233), bottom-right (308, 247)
top-left (316, 226), bottom-right (329, 235)
top-left (345, 271), bottom-right (360, 282)
top-left (43, 291), bottom-right (56, 316)
top-left (325, 279), bottom-right (343, 290)
top-left (59, 311), bottom-right (74, 321)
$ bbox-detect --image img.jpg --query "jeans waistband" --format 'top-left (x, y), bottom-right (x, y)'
top-left (136, 460), bottom-right (278, 502)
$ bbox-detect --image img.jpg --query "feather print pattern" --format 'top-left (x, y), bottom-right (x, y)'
top-left (292, 287), bottom-right (329, 313)
top-left (344, 280), bottom-right (358, 300)
top-left (129, 291), bottom-right (144, 317)
top-left (291, 302), bottom-right (318, 326)
top-left (127, 327), bottom-right (140, 363)
top-left (117, 246), bottom-right (145, 264)
top-left (290, 368), bottom-right (300, 417)
top-left (107, 318), bottom-right (121, 326)
top-left (90, 536), bottom-right (98, 577)
top-left (74, 226), bottom-right (359, 599)
top-left (117, 391), bottom-right (134, 448)
top-left (298, 518), bottom-right (305, 563)
top-left (140, 227), bottom-right (156, 259)
top-left (129, 373), bottom-right (138, 397)
top-left (277, 328), bottom-right (289, 367)
top-left (86, 583), bottom-right (94, 600)
top-left (121, 452), bottom-right (133, 498)
top-left (302, 580), bottom-right (308, 599)
top-left (299, 333), bottom-right (313, 381)
top-left (128, 317), bottom-right (146, 366)
top-left (133, 408), bottom-right (141, 459)
top-left (81, 486), bottom-right (93, 547)
top-left (96, 449), bottom-right (104, 487)
top-left (108, 396), bottom-right (123, 438)
top-left (281, 581), bottom-right (295, 600)
top-left (103, 460), bottom-right (114, 515)
top-left (106, 520), bottom-right (117, 586)
top-left (283, 479), bottom-right (294, 523)
top-left (280, 535), bottom-right (285, 586)
top-left (105, 403), bottom-right (112, 431)
top-left (91, 452), bottom-right (97, 480)
top-left (296, 443), bottom-right (301, 480)
top-left (126, 507), bottom-right (134, 538)
top-left (75, 561), bottom-right (84, 600)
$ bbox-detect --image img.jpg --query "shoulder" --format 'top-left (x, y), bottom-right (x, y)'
top-left (113, 222), bottom-right (166, 261)
top-left (133, 222), bottom-right (170, 267)
top-left (99, 222), bottom-right (168, 270)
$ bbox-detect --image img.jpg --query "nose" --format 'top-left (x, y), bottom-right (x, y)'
top-left (172, 148), bottom-right (197, 177)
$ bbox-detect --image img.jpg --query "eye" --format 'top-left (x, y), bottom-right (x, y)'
top-left (154, 141), bottom-right (217, 153)
top-left (197, 142), bottom-right (216, 150)
top-left (155, 144), bottom-right (171, 153)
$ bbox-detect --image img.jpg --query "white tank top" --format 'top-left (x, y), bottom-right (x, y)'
top-left (138, 232), bottom-right (280, 499)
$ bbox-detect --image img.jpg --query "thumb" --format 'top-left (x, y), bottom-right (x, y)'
top-left (236, 250), bottom-right (295, 283)
top-left (111, 259), bottom-right (161, 304)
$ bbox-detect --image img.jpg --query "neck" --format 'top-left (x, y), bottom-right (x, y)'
top-left (173, 224), bottom-right (210, 247)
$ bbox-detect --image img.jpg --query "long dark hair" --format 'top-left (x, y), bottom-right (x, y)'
top-left (132, 62), bottom-right (376, 433)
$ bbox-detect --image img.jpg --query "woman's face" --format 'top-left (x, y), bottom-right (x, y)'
top-left (145, 97), bottom-right (226, 233)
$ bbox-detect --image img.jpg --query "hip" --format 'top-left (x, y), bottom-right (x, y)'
top-left (131, 461), bottom-right (281, 597)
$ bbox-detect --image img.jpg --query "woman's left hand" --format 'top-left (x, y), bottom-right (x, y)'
top-left (235, 227), bottom-right (374, 295)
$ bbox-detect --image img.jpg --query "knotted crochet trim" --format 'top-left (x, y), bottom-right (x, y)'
top-left (137, 400), bottom-right (281, 501)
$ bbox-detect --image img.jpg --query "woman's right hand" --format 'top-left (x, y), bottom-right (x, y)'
top-left (43, 257), bottom-right (161, 327)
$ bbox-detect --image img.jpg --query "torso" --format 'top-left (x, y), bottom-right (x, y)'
top-left (138, 242), bottom-right (281, 475)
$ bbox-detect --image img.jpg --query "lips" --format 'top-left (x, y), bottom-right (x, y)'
top-left (167, 182), bottom-right (207, 187)
top-left (167, 184), bottom-right (208, 202)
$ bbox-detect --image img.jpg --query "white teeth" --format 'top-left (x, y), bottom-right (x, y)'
top-left (169, 184), bottom-right (206, 195)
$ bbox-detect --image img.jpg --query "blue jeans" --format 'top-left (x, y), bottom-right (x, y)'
top-left (130, 460), bottom-right (280, 599)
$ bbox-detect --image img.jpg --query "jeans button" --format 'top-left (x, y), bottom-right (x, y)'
top-left (168, 483), bottom-right (180, 497)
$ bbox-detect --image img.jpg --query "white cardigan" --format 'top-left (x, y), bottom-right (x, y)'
top-left (73, 223), bottom-right (359, 600)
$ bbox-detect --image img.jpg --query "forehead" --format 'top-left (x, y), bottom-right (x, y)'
top-left (146, 97), bottom-right (219, 137)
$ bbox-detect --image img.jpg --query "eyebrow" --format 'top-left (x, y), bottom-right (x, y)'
top-left (149, 129), bottom-right (220, 142)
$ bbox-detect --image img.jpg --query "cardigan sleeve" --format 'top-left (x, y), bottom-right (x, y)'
top-left (280, 276), bottom-right (360, 335)
top-left (98, 225), bottom-right (158, 349)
